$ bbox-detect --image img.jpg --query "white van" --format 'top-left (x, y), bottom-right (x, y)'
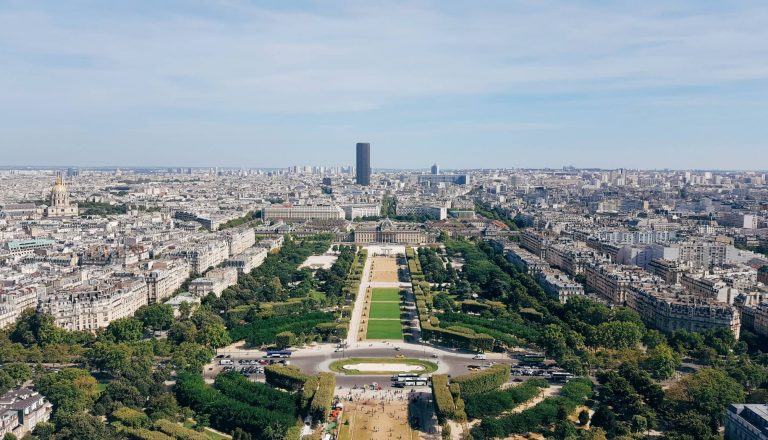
top-left (219, 359), bottom-right (234, 365)
top-left (472, 353), bottom-right (487, 360)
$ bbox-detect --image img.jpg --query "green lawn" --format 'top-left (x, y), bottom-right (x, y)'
top-left (365, 319), bottom-right (404, 339)
top-left (371, 288), bottom-right (401, 302)
top-left (329, 358), bottom-right (438, 375)
top-left (369, 301), bottom-right (402, 319)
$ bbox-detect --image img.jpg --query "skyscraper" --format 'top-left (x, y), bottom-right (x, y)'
top-left (431, 163), bottom-right (440, 175)
top-left (356, 142), bottom-right (371, 186)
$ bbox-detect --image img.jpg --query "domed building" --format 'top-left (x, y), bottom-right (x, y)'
top-left (45, 176), bottom-right (78, 218)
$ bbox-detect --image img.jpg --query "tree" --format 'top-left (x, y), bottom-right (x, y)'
top-left (541, 324), bottom-right (568, 358)
top-left (196, 322), bottom-right (231, 349)
top-left (552, 420), bottom-right (578, 440)
top-left (53, 412), bottom-right (115, 440)
top-left (87, 342), bottom-right (132, 376)
top-left (3, 433), bottom-right (18, 440)
top-left (232, 428), bottom-right (252, 440)
top-left (171, 342), bottom-right (214, 373)
top-left (0, 370), bottom-right (15, 395)
top-left (665, 368), bottom-right (745, 433)
top-left (169, 320), bottom-right (198, 344)
top-left (32, 422), bottom-right (56, 440)
top-left (642, 329), bottom-right (667, 349)
top-left (36, 368), bottom-right (99, 415)
top-left (644, 343), bottom-right (681, 380)
top-left (178, 301), bottom-right (194, 320)
top-left (10, 310), bottom-right (66, 346)
top-left (275, 331), bottom-right (296, 349)
top-left (146, 394), bottom-right (180, 421)
top-left (105, 317), bottom-right (143, 342)
top-left (135, 303), bottom-right (174, 331)
top-left (592, 321), bottom-right (642, 349)
top-left (1, 363), bottom-right (32, 385)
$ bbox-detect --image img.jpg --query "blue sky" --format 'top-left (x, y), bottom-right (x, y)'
top-left (1, 0), bottom-right (767, 170)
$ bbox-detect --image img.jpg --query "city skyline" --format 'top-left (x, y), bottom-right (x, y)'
top-left (1, 1), bottom-right (767, 170)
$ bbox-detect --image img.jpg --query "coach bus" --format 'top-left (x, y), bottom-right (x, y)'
top-left (265, 350), bottom-right (292, 358)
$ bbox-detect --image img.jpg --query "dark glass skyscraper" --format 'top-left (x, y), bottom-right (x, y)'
top-left (356, 142), bottom-right (371, 186)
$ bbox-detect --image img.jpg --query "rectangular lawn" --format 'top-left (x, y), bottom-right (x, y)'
top-left (365, 319), bottom-right (404, 340)
top-left (369, 301), bottom-right (402, 319)
top-left (371, 288), bottom-right (401, 302)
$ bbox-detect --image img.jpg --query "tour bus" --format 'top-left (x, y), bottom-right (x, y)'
top-left (394, 376), bottom-right (429, 387)
top-left (549, 371), bottom-right (575, 382)
top-left (391, 373), bottom-right (421, 381)
top-left (519, 354), bottom-right (546, 365)
top-left (265, 350), bottom-right (292, 359)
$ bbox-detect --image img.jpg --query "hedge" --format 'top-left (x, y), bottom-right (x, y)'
top-left (153, 420), bottom-right (208, 440)
top-left (214, 371), bottom-right (298, 416)
top-left (112, 406), bottom-right (150, 428)
top-left (175, 373), bottom-right (295, 438)
top-left (432, 374), bottom-right (466, 422)
top-left (309, 373), bottom-right (336, 421)
top-left (471, 378), bottom-right (593, 439)
top-left (123, 428), bottom-right (175, 440)
top-left (464, 379), bottom-right (548, 420)
top-left (301, 374), bottom-right (320, 411)
top-left (265, 365), bottom-right (310, 391)
top-left (452, 364), bottom-right (511, 395)
top-left (420, 319), bottom-right (495, 351)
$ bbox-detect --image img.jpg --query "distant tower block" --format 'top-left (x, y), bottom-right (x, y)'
top-left (356, 142), bottom-right (371, 185)
top-left (431, 163), bottom-right (440, 175)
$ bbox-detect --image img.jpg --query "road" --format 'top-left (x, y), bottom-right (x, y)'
top-left (346, 246), bottom-right (374, 345)
top-left (210, 341), bottom-right (515, 389)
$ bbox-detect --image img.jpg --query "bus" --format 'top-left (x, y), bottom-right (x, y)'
top-left (519, 354), bottom-right (546, 365)
top-left (549, 372), bottom-right (574, 382)
top-left (265, 350), bottom-right (292, 358)
top-left (394, 377), bottom-right (429, 387)
top-left (391, 373), bottom-right (421, 381)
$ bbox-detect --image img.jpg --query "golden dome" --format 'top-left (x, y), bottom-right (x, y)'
top-left (51, 176), bottom-right (67, 193)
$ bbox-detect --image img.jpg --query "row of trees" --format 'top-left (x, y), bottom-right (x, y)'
top-left (174, 373), bottom-right (294, 439)
top-left (463, 379), bottom-right (548, 420)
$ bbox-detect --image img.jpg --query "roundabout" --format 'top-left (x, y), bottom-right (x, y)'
top-left (329, 357), bottom-right (438, 376)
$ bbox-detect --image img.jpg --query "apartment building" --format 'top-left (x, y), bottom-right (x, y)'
top-left (585, 264), bottom-right (650, 304)
top-left (545, 242), bottom-right (603, 276)
top-left (647, 258), bottom-right (686, 284)
top-left (224, 247), bottom-right (267, 274)
top-left (144, 259), bottom-right (191, 303)
top-left (221, 227), bottom-right (256, 256)
top-left (258, 236), bottom-right (284, 252)
top-left (725, 404), bottom-right (768, 440)
top-left (626, 283), bottom-right (740, 338)
top-left (0, 388), bottom-right (52, 438)
top-left (39, 277), bottom-right (149, 331)
top-left (0, 285), bottom-right (40, 328)
top-left (520, 230), bottom-right (554, 259)
top-left (504, 243), bottom-right (548, 275)
top-left (535, 268), bottom-right (584, 303)
top-left (169, 239), bottom-right (230, 274)
top-left (759, 266), bottom-right (768, 285)
top-left (681, 273), bottom-right (739, 304)
top-left (189, 267), bottom-right (238, 297)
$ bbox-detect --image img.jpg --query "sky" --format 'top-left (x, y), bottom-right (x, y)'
top-left (1, 0), bottom-right (767, 170)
